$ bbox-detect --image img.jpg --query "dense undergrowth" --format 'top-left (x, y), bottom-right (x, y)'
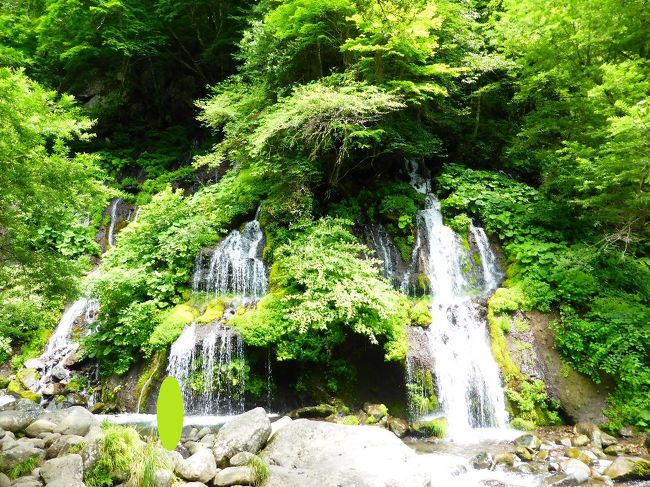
top-left (0, 0), bottom-right (647, 430)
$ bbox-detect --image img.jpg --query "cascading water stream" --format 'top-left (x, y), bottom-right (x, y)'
top-left (364, 223), bottom-right (400, 287)
top-left (37, 297), bottom-right (99, 393)
top-left (191, 215), bottom-right (268, 299)
top-left (107, 198), bottom-right (120, 247)
top-left (404, 162), bottom-right (508, 439)
top-left (167, 211), bottom-right (267, 415)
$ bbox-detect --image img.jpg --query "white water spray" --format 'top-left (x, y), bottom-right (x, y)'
top-left (405, 162), bottom-right (508, 439)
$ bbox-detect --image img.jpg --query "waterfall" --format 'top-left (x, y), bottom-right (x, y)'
top-left (191, 216), bottom-right (267, 299)
top-left (37, 297), bottom-right (98, 393)
top-left (166, 323), bottom-right (246, 415)
top-left (404, 162), bottom-right (508, 438)
top-left (364, 223), bottom-right (401, 286)
top-left (166, 212), bottom-right (268, 415)
top-left (107, 198), bottom-right (120, 247)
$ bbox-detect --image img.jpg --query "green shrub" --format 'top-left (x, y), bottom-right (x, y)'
top-left (8, 455), bottom-right (41, 479)
top-left (246, 455), bottom-right (270, 487)
top-left (86, 424), bottom-right (143, 487)
top-left (149, 303), bottom-right (198, 349)
top-left (510, 417), bottom-right (536, 431)
top-left (340, 415), bottom-right (360, 425)
top-left (409, 299), bottom-right (432, 327)
top-left (232, 218), bottom-right (409, 363)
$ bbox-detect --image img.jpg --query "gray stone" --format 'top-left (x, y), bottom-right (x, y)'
top-left (25, 420), bottom-right (58, 438)
top-left (269, 416), bottom-right (292, 441)
top-left (43, 407), bottom-right (98, 436)
top-left (212, 407), bottom-right (271, 467)
top-left (213, 466), bottom-right (255, 487)
top-left (287, 404), bottom-right (336, 419)
top-left (0, 473), bottom-right (9, 487)
top-left (603, 456), bottom-right (650, 480)
top-left (185, 441), bottom-right (207, 455)
top-left (180, 483), bottom-right (207, 487)
top-left (23, 359), bottom-right (45, 371)
top-left (470, 451), bottom-right (492, 469)
top-left (17, 370), bottom-right (40, 393)
top-left (262, 419), bottom-right (431, 487)
top-left (199, 433), bottom-right (216, 445)
top-left (0, 442), bottom-right (45, 471)
top-left (600, 432), bottom-right (618, 448)
top-left (44, 480), bottom-right (85, 487)
top-left (175, 448), bottom-right (217, 483)
top-left (604, 444), bottom-right (624, 456)
top-left (387, 417), bottom-right (409, 438)
top-left (9, 477), bottom-right (42, 487)
top-left (196, 427), bottom-right (211, 439)
top-left (46, 435), bottom-right (84, 459)
top-left (40, 454), bottom-right (84, 483)
top-left (515, 446), bottom-right (533, 462)
top-left (493, 452), bottom-right (515, 467)
top-left (572, 434), bottom-right (590, 447)
top-left (0, 410), bottom-right (34, 432)
top-left (560, 437), bottom-right (572, 447)
top-left (560, 459), bottom-right (590, 484)
top-left (229, 451), bottom-right (255, 466)
top-left (153, 468), bottom-right (175, 487)
top-left (619, 426), bottom-right (634, 437)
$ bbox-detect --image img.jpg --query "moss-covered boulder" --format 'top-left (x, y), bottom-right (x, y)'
top-left (149, 303), bottom-right (199, 348)
top-left (411, 417), bottom-right (447, 438)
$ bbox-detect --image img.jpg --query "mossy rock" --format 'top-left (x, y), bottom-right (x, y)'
top-left (7, 379), bottom-right (41, 402)
top-left (409, 299), bottom-right (432, 327)
top-left (338, 415), bottom-right (360, 426)
top-left (510, 417), bottom-right (536, 431)
top-left (412, 417), bottom-right (448, 438)
top-left (289, 404), bottom-right (338, 419)
top-left (417, 274), bottom-right (430, 295)
top-left (196, 298), bottom-right (227, 324)
top-left (149, 303), bottom-right (199, 348)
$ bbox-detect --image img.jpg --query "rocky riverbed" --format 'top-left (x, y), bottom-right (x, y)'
top-left (0, 395), bottom-right (649, 486)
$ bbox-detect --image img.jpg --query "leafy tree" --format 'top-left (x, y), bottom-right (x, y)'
top-left (0, 67), bottom-right (108, 359)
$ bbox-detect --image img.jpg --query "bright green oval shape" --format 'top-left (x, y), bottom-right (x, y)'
top-left (157, 376), bottom-right (184, 451)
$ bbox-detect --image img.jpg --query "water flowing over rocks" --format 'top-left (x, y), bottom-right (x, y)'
top-left (0, 400), bottom-right (648, 486)
top-left (403, 161), bottom-right (508, 437)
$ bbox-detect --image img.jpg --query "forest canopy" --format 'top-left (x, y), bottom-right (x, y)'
top-left (0, 0), bottom-right (648, 430)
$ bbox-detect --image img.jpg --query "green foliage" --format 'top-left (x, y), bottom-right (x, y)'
top-left (413, 417), bottom-right (448, 438)
top-left (340, 415), bottom-right (360, 426)
top-left (86, 425), bottom-right (142, 487)
top-left (505, 380), bottom-right (561, 428)
top-left (446, 214), bottom-right (472, 236)
top-left (406, 368), bottom-right (438, 417)
top-left (510, 418), bottom-right (536, 432)
top-left (86, 424), bottom-right (172, 487)
top-left (409, 299), bottom-right (432, 327)
top-left (245, 455), bottom-right (270, 487)
top-left (8, 455), bottom-right (41, 480)
top-left (148, 303), bottom-right (198, 349)
top-left (232, 218), bottom-right (409, 363)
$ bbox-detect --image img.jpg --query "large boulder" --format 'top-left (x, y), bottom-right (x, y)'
top-left (175, 448), bottom-right (217, 483)
top-left (46, 435), bottom-right (85, 459)
top-left (25, 420), bottom-right (58, 438)
top-left (262, 419), bottom-right (431, 487)
top-left (0, 410), bottom-right (36, 432)
top-left (40, 454), bottom-right (84, 483)
top-left (212, 407), bottom-right (271, 467)
top-left (42, 406), bottom-right (98, 436)
top-left (603, 456), bottom-right (650, 480)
